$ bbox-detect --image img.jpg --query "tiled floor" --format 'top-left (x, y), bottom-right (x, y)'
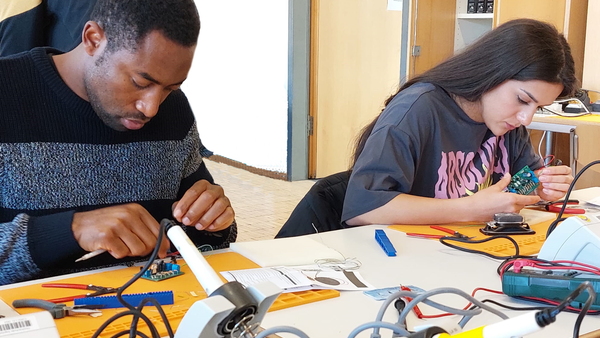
top-left (204, 159), bottom-right (316, 242)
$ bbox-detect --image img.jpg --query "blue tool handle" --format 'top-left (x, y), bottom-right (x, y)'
top-left (12, 299), bottom-right (66, 319)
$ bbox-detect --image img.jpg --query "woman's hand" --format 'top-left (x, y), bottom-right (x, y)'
top-left (535, 165), bottom-right (574, 201)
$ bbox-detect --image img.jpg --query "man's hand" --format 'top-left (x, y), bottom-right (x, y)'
top-left (535, 165), bottom-right (574, 201)
top-left (467, 173), bottom-right (541, 221)
top-left (172, 180), bottom-right (235, 232)
top-left (72, 203), bottom-right (170, 259)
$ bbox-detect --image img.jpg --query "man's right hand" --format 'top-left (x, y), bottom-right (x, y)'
top-left (72, 203), bottom-right (170, 259)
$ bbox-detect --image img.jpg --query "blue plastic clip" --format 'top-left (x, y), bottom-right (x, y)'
top-left (375, 229), bottom-right (397, 256)
top-left (74, 291), bottom-right (174, 309)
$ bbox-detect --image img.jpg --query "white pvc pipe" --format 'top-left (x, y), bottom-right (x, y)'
top-left (167, 226), bottom-right (224, 295)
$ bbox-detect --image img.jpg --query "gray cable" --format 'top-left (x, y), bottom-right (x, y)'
top-left (255, 326), bottom-right (310, 338)
top-left (369, 288), bottom-right (508, 337)
top-left (371, 290), bottom-right (475, 337)
top-left (398, 288), bottom-right (508, 325)
top-left (458, 314), bottom-right (475, 328)
top-left (347, 321), bottom-right (410, 338)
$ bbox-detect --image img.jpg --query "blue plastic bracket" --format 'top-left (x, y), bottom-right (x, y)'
top-left (375, 229), bottom-right (397, 256)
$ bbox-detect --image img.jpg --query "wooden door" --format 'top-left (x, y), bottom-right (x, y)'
top-left (408, 0), bottom-right (457, 76)
top-left (309, 0), bottom-right (456, 178)
top-left (309, 0), bottom-right (403, 178)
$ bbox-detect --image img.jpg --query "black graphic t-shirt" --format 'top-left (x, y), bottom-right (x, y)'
top-left (342, 82), bottom-right (541, 222)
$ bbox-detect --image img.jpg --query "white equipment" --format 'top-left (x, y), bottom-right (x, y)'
top-left (538, 214), bottom-right (600, 267)
top-left (0, 311), bottom-right (60, 338)
top-left (166, 224), bottom-right (282, 338)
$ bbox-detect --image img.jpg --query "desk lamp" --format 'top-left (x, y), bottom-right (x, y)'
top-left (165, 222), bottom-right (282, 338)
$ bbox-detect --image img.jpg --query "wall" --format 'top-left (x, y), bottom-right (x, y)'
top-left (183, 0), bottom-right (289, 173)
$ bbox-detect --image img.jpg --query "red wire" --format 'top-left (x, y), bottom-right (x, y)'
top-left (414, 288), bottom-right (503, 319)
top-left (403, 258), bottom-right (598, 319)
top-left (543, 154), bottom-right (555, 167)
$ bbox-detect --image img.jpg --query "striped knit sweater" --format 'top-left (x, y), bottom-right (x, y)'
top-left (0, 47), bottom-right (236, 285)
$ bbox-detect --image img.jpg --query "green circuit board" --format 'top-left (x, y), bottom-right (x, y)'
top-left (507, 165), bottom-right (539, 195)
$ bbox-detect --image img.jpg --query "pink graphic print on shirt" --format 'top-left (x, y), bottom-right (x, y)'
top-left (434, 135), bottom-right (509, 199)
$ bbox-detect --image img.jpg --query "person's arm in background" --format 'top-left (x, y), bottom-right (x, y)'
top-left (0, 211), bottom-right (81, 285)
top-left (0, 205), bottom-right (172, 286)
top-left (0, 0), bottom-right (44, 57)
top-left (346, 174), bottom-right (540, 226)
top-left (0, 215), bottom-right (44, 285)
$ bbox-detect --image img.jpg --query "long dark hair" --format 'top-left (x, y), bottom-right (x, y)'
top-left (351, 18), bottom-right (576, 167)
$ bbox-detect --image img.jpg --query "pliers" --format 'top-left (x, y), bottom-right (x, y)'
top-left (536, 199), bottom-right (584, 214)
top-left (12, 299), bottom-right (102, 319)
top-left (42, 283), bottom-right (118, 303)
top-left (407, 226), bottom-right (471, 239)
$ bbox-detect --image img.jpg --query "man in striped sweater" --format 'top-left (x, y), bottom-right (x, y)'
top-left (0, 0), bottom-right (237, 285)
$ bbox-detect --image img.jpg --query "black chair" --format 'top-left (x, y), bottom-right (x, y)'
top-left (275, 170), bottom-right (351, 238)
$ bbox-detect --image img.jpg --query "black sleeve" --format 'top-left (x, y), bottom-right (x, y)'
top-left (0, 1), bottom-right (45, 57)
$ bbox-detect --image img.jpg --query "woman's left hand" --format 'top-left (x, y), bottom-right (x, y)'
top-left (535, 165), bottom-right (574, 201)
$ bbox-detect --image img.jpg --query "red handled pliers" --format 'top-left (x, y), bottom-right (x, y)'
top-left (42, 283), bottom-right (118, 303)
top-left (538, 199), bottom-right (584, 214)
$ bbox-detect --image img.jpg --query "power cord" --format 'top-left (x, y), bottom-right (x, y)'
top-left (349, 288), bottom-right (509, 338)
top-left (438, 235), bottom-right (525, 260)
top-left (541, 97), bottom-right (592, 117)
top-left (92, 219), bottom-right (173, 338)
top-left (546, 160), bottom-right (600, 237)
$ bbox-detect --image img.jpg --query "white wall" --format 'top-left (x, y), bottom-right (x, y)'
top-left (183, 1), bottom-right (289, 173)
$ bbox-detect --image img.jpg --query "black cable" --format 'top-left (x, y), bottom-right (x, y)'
top-left (471, 300), bottom-right (551, 312)
top-left (92, 219), bottom-right (174, 338)
top-left (551, 278), bottom-right (591, 317)
top-left (439, 235), bottom-right (527, 260)
top-left (541, 106), bottom-right (591, 117)
top-left (546, 160), bottom-right (600, 237)
top-left (111, 330), bottom-right (150, 338)
top-left (573, 284), bottom-right (596, 338)
top-left (92, 310), bottom-right (157, 338)
top-left (130, 297), bottom-right (175, 338)
top-left (496, 256), bottom-right (565, 276)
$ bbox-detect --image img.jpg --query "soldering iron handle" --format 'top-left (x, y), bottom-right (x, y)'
top-left (166, 223), bottom-right (224, 295)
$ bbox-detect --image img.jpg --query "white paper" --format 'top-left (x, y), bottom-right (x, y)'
top-left (387, 0), bottom-right (403, 11)
top-left (586, 196), bottom-right (600, 207)
top-left (221, 265), bottom-right (374, 293)
top-left (230, 236), bottom-right (345, 267)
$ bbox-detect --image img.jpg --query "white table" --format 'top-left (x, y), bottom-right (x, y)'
top-left (259, 188), bottom-right (600, 338)
top-left (3, 189), bottom-right (600, 337)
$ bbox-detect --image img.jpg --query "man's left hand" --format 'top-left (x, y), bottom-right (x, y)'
top-left (172, 180), bottom-right (235, 231)
top-left (535, 165), bottom-right (574, 201)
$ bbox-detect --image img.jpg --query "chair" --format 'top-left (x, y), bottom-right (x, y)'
top-left (275, 170), bottom-right (351, 238)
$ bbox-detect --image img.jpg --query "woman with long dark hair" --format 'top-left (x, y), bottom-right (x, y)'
top-left (342, 18), bottom-right (576, 226)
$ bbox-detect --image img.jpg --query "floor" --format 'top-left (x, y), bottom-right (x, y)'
top-left (204, 159), bottom-right (316, 242)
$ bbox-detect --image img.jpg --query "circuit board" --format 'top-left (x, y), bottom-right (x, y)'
top-left (507, 165), bottom-right (539, 195)
top-left (141, 259), bottom-right (185, 282)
